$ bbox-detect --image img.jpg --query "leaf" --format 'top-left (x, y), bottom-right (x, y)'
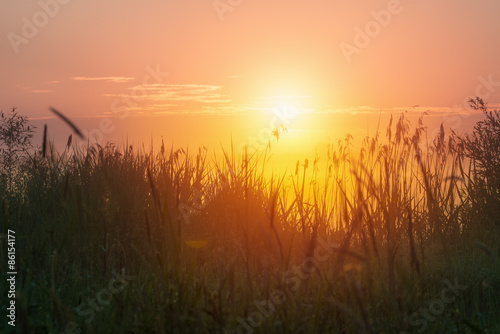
top-left (49, 107), bottom-right (85, 139)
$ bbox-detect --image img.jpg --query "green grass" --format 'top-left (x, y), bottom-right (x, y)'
top-left (1, 114), bottom-right (500, 333)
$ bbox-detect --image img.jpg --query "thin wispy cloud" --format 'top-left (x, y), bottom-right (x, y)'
top-left (72, 76), bottom-right (135, 83)
top-left (257, 95), bottom-right (314, 100)
top-left (100, 83), bottom-right (237, 115)
top-left (115, 104), bottom-right (180, 113)
top-left (31, 90), bottom-right (53, 93)
top-left (316, 105), bottom-right (492, 117)
top-left (99, 82), bottom-right (498, 117)
top-left (128, 83), bottom-right (230, 103)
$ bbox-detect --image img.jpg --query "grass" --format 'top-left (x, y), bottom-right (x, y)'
top-left (1, 113), bottom-right (500, 333)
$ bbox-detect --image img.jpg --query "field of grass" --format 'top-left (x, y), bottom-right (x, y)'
top-left (1, 108), bottom-right (500, 333)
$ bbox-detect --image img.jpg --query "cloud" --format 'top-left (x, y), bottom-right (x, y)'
top-left (72, 76), bottom-right (135, 83)
top-left (100, 83), bottom-right (240, 115)
top-left (126, 83), bottom-right (231, 104)
top-left (31, 90), bottom-right (53, 93)
top-left (257, 95), bottom-right (313, 100)
top-left (130, 84), bottom-right (231, 103)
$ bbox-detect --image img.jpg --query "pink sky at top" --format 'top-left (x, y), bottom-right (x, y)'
top-left (1, 0), bottom-right (500, 157)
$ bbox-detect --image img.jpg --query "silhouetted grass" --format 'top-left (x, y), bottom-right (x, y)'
top-left (1, 113), bottom-right (500, 333)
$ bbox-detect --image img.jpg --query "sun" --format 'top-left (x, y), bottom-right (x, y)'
top-left (259, 92), bottom-right (319, 158)
top-left (272, 103), bottom-right (299, 130)
top-left (268, 92), bottom-right (305, 129)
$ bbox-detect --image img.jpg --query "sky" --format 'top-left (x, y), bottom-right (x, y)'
top-left (1, 0), bottom-right (500, 165)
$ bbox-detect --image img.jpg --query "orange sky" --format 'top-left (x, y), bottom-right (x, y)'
top-left (1, 0), bottom-right (500, 162)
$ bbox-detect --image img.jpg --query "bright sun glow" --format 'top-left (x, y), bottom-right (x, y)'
top-left (272, 104), bottom-right (299, 128)
top-left (268, 94), bottom-right (306, 129)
